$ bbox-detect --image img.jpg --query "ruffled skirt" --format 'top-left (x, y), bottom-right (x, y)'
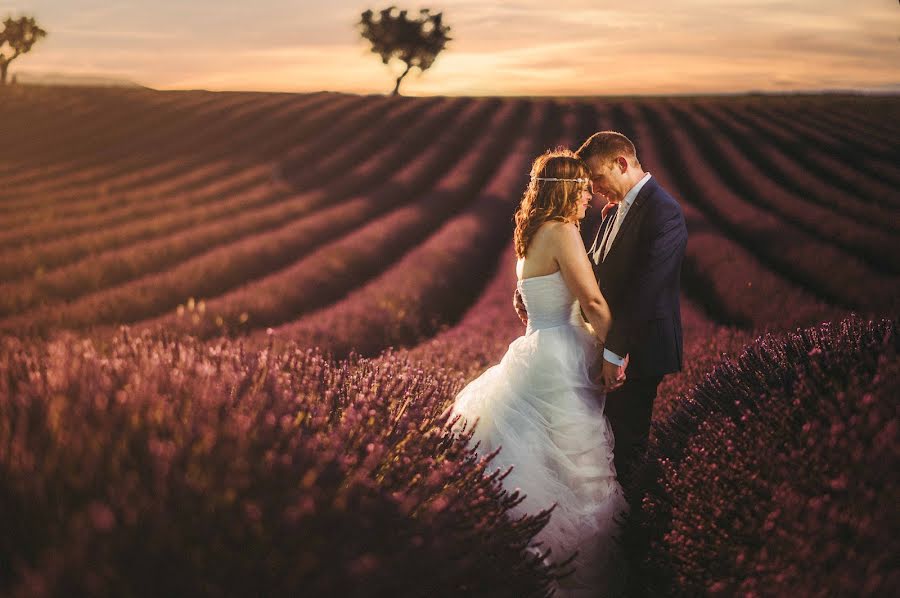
top-left (450, 322), bottom-right (629, 597)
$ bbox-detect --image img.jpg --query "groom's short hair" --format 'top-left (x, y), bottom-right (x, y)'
top-left (576, 131), bottom-right (639, 166)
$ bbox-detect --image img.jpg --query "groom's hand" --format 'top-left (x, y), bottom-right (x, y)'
top-left (513, 289), bottom-right (528, 326)
top-left (601, 359), bottom-right (626, 392)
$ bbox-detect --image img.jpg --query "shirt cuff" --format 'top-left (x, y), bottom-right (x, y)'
top-left (603, 348), bottom-right (625, 366)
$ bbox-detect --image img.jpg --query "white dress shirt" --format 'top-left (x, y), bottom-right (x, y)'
top-left (596, 173), bottom-right (652, 367)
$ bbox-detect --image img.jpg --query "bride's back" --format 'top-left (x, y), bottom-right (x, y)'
top-left (515, 221), bottom-right (569, 281)
top-left (516, 222), bottom-right (586, 333)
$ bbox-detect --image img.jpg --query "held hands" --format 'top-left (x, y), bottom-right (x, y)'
top-left (591, 355), bottom-right (627, 391)
top-left (513, 289), bottom-right (528, 326)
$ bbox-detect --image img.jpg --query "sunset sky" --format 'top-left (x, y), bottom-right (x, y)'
top-left (2, 0), bottom-right (898, 95)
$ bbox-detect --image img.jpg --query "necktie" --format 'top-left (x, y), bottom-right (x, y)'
top-left (602, 203), bottom-right (628, 261)
top-left (592, 205), bottom-right (618, 264)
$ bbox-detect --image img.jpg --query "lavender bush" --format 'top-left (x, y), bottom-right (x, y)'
top-left (624, 315), bottom-right (899, 597)
top-left (0, 329), bottom-right (569, 597)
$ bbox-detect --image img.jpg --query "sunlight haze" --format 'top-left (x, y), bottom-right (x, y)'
top-left (2, 0), bottom-right (898, 95)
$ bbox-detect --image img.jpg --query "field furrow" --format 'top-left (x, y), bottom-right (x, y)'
top-left (0, 97), bottom-right (444, 312)
top-left (695, 101), bottom-right (899, 234)
top-left (0, 91), bottom-right (333, 201)
top-left (793, 102), bottom-right (900, 159)
top-left (770, 103), bottom-right (900, 186)
top-left (0, 94), bottom-right (256, 212)
top-left (0, 90), bottom-right (234, 191)
top-left (140, 100), bottom-right (528, 340)
top-left (264, 101), bottom-right (566, 356)
top-left (641, 102), bottom-right (900, 313)
top-left (737, 104), bottom-right (900, 207)
top-left (0, 87), bottom-right (175, 172)
top-left (149, 100), bottom-right (528, 335)
top-left (0, 98), bottom-right (495, 334)
top-left (788, 109), bottom-right (900, 186)
top-left (0, 92), bottom-right (331, 208)
top-left (669, 101), bottom-right (899, 274)
top-left (0, 88), bottom-right (894, 358)
top-left (0, 94), bottom-right (399, 246)
top-left (0, 89), bottom-right (115, 168)
top-left (613, 102), bottom-right (841, 329)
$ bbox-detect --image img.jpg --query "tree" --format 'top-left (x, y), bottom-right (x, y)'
top-left (359, 6), bottom-right (451, 96)
top-left (0, 16), bottom-right (47, 86)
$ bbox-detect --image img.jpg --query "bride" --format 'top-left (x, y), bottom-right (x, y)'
top-left (448, 149), bottom-right (629, 597)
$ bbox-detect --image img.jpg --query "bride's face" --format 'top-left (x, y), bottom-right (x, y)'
top-left (575, 186), bottom-right (592, 220)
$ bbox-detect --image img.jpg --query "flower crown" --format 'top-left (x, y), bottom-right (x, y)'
top-left (530, 176), bottom-right (590, 183)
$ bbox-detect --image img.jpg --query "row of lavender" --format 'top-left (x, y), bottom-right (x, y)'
top-left (1, 314), bottom-right (894, 596)
top-left (0, 98), bottom-right (503, 332)
top-left (238, 100), bottom-right (568, 354)
top-left (639, 101), bottom-right (899, 313)
top-left (0, 93), bottom-right (384, 249)
top-left (0, 330), bottom-right (565, 596)
top-left (624, 315), bottom-right (898, 596)
top-left (395, 263), bottom-right (898, 596)
top-left (1, 91), bottom-right (897, 346)
top-left (1, 88), bottom-right (896, 594)
top-left (2, 95), bottom-right (430, 286)
top-left (146, 99), bottom-right (533, 341)
top-left (0, 96), bottom-right (453, 299)
top-left (232, 92), bottom-right (897, 359)
top-left (1, 92), bottom-right (290, 215)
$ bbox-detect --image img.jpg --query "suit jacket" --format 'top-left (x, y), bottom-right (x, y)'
top-left (589, 176), bottom-right (688, 379)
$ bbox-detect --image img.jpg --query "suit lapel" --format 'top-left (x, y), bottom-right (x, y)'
top-left (590, 206), bottom-right (618, 265)
top-left (603, 177), bottom-right (657, 262)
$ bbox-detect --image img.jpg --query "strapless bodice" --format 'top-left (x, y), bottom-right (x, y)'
top-left (517, 270), bottom-right (585, 334)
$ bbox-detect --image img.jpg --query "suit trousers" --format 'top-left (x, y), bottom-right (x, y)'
top-left (603, 375), bottom-right (663, 492)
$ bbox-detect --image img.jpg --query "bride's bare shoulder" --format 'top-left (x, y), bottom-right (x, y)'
top-left (536, 221), bottom-right (580, 245)
top-left (535, 220), bottom-right (576, 238)
top-left (529, 222), bottom-right (582, 262)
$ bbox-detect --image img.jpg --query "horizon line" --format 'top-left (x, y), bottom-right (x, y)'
top-left (8, 73), bottom-right (900, 100)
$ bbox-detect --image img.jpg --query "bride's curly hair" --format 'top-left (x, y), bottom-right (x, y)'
top-left (514, 149), bottom-right (591, 259)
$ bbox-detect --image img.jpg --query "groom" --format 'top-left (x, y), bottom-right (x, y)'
top-left (515, 131), bottom-right (688, 491)
top-left (577, 130), bottom-right (687, 492)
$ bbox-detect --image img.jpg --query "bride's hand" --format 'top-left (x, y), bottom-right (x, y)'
top-left (600, 359), bottom-right (626, 391)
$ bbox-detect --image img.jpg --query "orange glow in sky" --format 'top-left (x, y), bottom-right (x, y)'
top-left (3, 0), bottom-right (899, 95)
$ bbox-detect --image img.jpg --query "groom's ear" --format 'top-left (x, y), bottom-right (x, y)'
top-left (614, 155), bottom-right (629, 173)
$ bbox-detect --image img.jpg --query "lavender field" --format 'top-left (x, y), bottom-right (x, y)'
top-left (1, 85), bottom-right (898, 596)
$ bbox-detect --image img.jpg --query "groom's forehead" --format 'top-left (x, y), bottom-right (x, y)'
top-left (587, 155), bottom-right (613, 172)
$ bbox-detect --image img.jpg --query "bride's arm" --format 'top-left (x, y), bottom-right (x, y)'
top-left (554, 223), bottom-right (612, 347)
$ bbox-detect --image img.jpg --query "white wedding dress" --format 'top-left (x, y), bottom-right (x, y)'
top-left (449, 270), bottom-right (629, 597)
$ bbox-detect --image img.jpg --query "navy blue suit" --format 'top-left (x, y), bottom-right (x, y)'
top-left (589, 176), bottom-right (688, 489)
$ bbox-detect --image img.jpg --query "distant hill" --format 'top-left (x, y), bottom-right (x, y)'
top-left (10, 71), bottom-right (146, 88)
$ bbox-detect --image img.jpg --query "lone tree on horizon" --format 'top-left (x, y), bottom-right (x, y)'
top-left (359, 6), bottom-right (451, 96)
top-left (0, 16), bottom-right (47, 85)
